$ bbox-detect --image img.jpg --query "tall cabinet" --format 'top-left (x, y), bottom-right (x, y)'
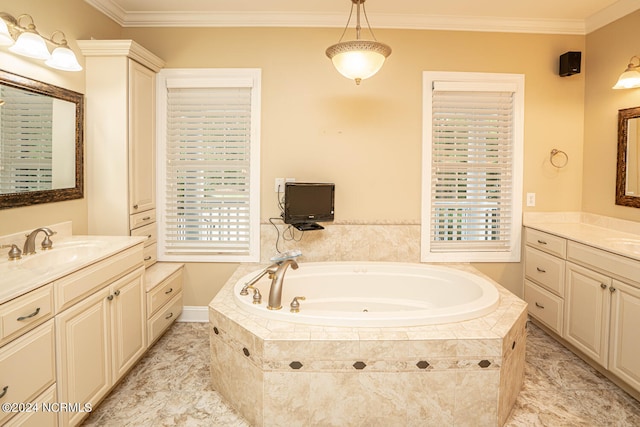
top-left (78, 40), bottom-right (165, 267)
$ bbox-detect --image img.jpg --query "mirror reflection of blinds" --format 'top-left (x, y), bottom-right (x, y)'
top-left (164, 86), bottom-right (252, 255)
top-left (0, 86), bottom-right (53, 193)
top-left (431, 81), bottom-right (515, 252)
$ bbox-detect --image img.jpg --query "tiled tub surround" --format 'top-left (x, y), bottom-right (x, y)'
top-left (209, 263), bottom-right (527, 427)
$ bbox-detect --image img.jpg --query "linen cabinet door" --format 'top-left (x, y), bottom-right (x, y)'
top-left (609, 280), bottom-right (640, 393)
top-left (563, 262), bottom-right (611, 367)
top-left (56, 289), bottom-right (111, 427)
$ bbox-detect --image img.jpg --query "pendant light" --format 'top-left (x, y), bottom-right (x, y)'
top-left (326, 0), bottom-right (391, 85)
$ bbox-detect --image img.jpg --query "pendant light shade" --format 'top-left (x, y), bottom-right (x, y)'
top-left (46, 45), bottom-right (82, 71)
top-left (326, 0), bottom-right (391, 85)
top-left (613, 57), bottom-right (640, 89)
top-left (0, 18), bottom-right (13, 46)
top-left (9, 30), bottom-right (50, 60)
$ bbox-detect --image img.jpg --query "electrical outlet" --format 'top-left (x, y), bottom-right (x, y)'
top-left (275, 178), bottom-right (284, 192)
top-left (526, 193), bottom-right (536, 207)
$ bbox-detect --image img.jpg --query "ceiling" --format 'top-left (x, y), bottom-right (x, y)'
top-left (85, 0), bottom-right (640, 34)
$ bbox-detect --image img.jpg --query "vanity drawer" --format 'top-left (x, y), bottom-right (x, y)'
top-left (0, 320), bottom-right (56, 425)
top-left (130, 209), bottom-right (156, 230)
top-left (148, 292), bottom-right (182, 345)
top-left (567, 241), bottom-right (640, 286)
top-left (526, 228), bottom-right (567, 258)
top-left (143, 243), bottom-right (157, 268)
top-left (147, 267), bottom-right (183, 318)
top-left (55, 244), bottom-right (144, 312)
top-left (131, 222), bottom-right (157, 247)
top-left (525, 247), bottom-right (565, 296)
top-left (524, 279), bottom-right (563, 335)
top-left (0, 284), bottom-right (53, 346)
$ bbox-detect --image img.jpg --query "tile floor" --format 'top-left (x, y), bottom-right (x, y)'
top-left (81, 321), bottom-right (640, 426)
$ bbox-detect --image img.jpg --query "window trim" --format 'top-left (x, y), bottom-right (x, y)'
top-left (156, 68), bottom-right (261, 263)
top-left (421, 71), bottom-right (524, 263)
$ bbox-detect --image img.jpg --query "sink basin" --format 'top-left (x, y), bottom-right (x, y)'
top-left (18, 241), bottom-right (109, 270)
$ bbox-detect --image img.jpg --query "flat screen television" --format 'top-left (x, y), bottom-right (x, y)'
top-left (282, 182), bottom-right (335, 230)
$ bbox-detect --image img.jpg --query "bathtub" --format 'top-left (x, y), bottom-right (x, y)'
top-left (233, 262), bottom-right (500, 327)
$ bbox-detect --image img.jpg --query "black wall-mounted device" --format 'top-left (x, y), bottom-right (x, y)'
top-left (559, 51), bottom-right (581, 77)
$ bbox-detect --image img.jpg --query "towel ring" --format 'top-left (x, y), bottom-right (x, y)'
top-left (550, 149), bottom-right (568, 168)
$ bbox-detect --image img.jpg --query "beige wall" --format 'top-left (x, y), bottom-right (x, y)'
top-left (0, 0), bottom-right (601, 305)
top-left (0, 0), bottom-right (120, 235)
top-left (583, 10), bottom-right (640, 222)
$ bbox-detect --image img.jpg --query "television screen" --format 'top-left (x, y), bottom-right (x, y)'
top-left (283, 182), bottom-right (335, 228)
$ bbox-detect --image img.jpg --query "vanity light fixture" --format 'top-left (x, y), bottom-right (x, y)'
top-left (325, 0), bottom-right (391, 85)
top-left (0, 12), bottom-right (82, 71)
top-left (613, 56), bottom-right (640, 89)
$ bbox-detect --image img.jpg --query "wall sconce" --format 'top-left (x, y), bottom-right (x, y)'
top-left (325, 0), bottom-right (391, 85)
top-left (0, 12), bottom-right (82, 72)
top-left (613, 56), bottom-right (640, 89)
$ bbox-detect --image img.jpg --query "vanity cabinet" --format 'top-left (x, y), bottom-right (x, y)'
top-left (524, 226), bottom-right (640, 397)
top-left (145, 263), bottom-right (184, 345)
top-left (78, 40), bottom-right (165, 268)
top-left (0, 284), bottom-right (56, 426)
top-left (523, 229), bottom-right (566, 335)
top-left (51, 241), bottom-right (145, 427)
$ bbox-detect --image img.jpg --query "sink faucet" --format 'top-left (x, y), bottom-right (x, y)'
top-left (267, 259), bottom-right (299, 310)
top-left (23, 227), bottom-right (56, 255)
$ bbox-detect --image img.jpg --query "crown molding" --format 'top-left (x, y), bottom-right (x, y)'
top-left (85, 0), bottom-right (638, 35)
top-left (77, 39), bottom-right (165, 71)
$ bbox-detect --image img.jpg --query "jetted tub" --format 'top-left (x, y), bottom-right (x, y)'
top-left (233, 262), bottom-right (500, 327)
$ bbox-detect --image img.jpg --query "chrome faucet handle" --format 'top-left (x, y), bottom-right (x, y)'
top-left (290, 296), bottom-right (306, 313)
top-left (0, 244), bottom-right (22, 261)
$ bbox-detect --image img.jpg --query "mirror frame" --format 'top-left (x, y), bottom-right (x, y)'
top-left (616, 106), bottom-right (640, 208)
top-left (0, 69), bottom-right (84, 209)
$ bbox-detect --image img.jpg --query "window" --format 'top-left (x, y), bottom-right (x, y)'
top-left (156, 69), bottom-right (261, 262)
top-left (421, 72), bottom-right (524, 262)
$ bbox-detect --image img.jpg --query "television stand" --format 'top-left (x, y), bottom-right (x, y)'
top-left (293, 222), bottom-right (324, 231)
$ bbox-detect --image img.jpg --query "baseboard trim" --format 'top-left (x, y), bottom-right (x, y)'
top-left (177, 305), bottom-right (208, 322)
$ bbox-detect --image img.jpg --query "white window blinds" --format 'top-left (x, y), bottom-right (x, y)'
top-left (157, 70), bottom-right (261, 262)
top-left (422, 73), bottom-right (523, 262)
top-left (0, 86), bottom-right (53, 193)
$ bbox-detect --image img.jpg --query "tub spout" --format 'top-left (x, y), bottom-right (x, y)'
top-left (267, 259), bottom-right (298, 310)
top-left (240, 264), bottom-right (277, 296)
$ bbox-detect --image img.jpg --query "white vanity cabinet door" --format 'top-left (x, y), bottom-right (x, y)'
top-left (564, 262), bottom-right (612, 367)
top-left (110, 266), bottom-right (146, 381)
top-left (55, 287), bottom-right (111, 427)
top-left (609, 280), bottom-right (640, 392)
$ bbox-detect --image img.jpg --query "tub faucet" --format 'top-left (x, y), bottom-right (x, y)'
top-left (267, 259), bottom-right (299, 310)
top-left (23, 227), bottom-right (56, 255)
top-left (239, 264), bottom-right (278, 296)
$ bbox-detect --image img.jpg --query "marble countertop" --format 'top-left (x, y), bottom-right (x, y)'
top-left (523, 213), bottom-right (640, 262)
top-left (0, 235), bottom-right (146, 305)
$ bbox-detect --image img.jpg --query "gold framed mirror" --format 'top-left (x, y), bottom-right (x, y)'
top-left (617, 106), bottom-right (640, 208)
top-left (0, 69), bottom-right (83, 209)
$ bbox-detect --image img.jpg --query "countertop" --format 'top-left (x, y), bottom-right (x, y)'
top-left (0, 235), bottom-right (146, 305)
top-left (523, 213), bottom-right (640, 262)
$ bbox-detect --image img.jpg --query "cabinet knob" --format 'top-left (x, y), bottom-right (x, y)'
top-left (133, 204), bottom-right (139, 209)
top-left (600, 283), bottom-right (607, 289)
top-left (610, 287), bottom-right (617, 293)
top-left (107, 294), bottom-right (114, 301)
top-left (114, 290), bottom-right (121, 296)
